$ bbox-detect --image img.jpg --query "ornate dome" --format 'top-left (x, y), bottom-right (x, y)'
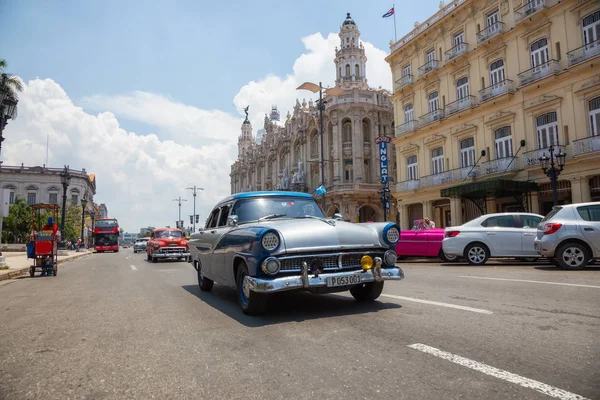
top-left (342, 13), bottom-right (356, 26)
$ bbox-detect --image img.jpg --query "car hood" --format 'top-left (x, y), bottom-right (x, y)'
top-left (155, 238), bottom-right (187, 246)
top-left (252, 218), bottom-right (385, 253)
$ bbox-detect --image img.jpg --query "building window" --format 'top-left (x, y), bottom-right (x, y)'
top-left (460, 137), bottom-right (475, 168)
top-left (428, 91), bottom-right (439, 112)
top-left (486, 10), bottom-right (500, 33)
top-left (9, 191), bottom-right (15, 204)
top-left (404, 103), bottom-right (414, 122)
top-left (454, 31), bottom-right (465, 46)
top-left (407, 155), bottom-right (418, 180)
top-left (345, 64), bottom-right (351, 77)
top-left (490, 59), bottom-right (505, 85)
top-left (582, 10), bottom-right (600, 45)
top-left (27, 192), bottom-right (36, 205)
top-left (342, 120), bottom-right (352, 143)
top-left (456, 77), bottom-right (469, 100)
top-left (311, 130), bottom-right (319, 157)
top-left (364, 160), bottom-right (370, 183)
top-left (403, 64), bottom-right (411, 77)
top-left (362, 119), bottom-right (370, 142)
top-left (355, 64), bottom-right (360, 77)
top-left (426, 49), bottom-right (435, 63)
top-left (530, 38), bottom-right (549, 67)
top-left (494, 126), bottom-right (513, 159)
top-left (536, 112), bottom-right (559, 148)
top-left (589, 97), bottom-right (600, 137)
top-left (431, 147), bottom-right (444, 175)
top-left (71, 194), bottom-right (78, 205)
top-left (344, 160), bottom-right (354, 183)
top-left (49, 193), bottom-right (58, 205)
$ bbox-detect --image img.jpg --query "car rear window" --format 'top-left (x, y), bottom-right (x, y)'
top-left (541, 207), bottom-right (562, 222)
top-left (577, 205), bottom-right (600, 222)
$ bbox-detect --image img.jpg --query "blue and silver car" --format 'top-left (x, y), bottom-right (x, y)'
top-left (188, 191), bottom-right (404, 314)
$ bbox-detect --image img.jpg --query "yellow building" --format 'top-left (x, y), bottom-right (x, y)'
top-left (386, 0), bottom-right (600, 229)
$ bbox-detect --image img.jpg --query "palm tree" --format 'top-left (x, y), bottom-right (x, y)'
top-left (0, 59), bottom-right (23, 118)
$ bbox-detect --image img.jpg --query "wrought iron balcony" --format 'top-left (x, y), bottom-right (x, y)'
top-left (567, 39), bottom-right (600, 67)
top-left (419, 166), bottom-right (480, 187)
top-left (394, 74), bottom-right (414, 92)
top-left (518, 60), bottom-right (560, 86)
top-left (476, 21), bottom-right (506, 43)
top-left (523, 145), bottom-right (566, 167)
top-left (396, 120), bottom-right (419, 136)
top-left (479, 80), bottom-right (514, 102)
top-left (418, 60), bottom-right (440, 77)
top-left (396, 179), bottom-right (420, 192)
top-left (446, 96), bottom-right (477, 115)
top-left (515, 0), bottom-right (553, 22)
top-left (419, 109), bottom-right (445, 126)
top-left (481, 157), bottom-right (521, 175)
top-left (573, 136), bottom-right (600, 157)
top-left (445, 42), bottom-right (469, 61)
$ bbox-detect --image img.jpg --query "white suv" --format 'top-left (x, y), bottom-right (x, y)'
top-left (534, 202), bottom-right (600, 269)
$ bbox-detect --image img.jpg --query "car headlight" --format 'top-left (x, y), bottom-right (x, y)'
top-left (261, 232), bottom-right (280, 252)
top-left (261, 257), bottom-right (281, 275)
top-left (385, 226), bottom-right (400, 244)
top-left (153, 242), bottom-right (160, 248)
top-left (384, 250), bottom-right (398, 266)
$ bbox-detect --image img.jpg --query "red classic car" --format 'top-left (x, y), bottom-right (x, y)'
top-left (146, 228), bottom-right (191, 263)
top-left (396, 220), bottom-right (460, 262)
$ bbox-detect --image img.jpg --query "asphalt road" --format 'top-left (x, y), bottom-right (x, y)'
top-left (0, 251), bottom-right (598, 400)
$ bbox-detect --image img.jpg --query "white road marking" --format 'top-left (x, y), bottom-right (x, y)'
top-left (408, 343), bottom-right (590, 400)
top-left (460, 276), bottom-right (600, 289)
top-left (381, 294), bottom-right (493, 314)
top-left (130, 265), bottom-right (137, 271)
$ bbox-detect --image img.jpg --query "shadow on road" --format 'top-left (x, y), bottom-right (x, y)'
top-left (181, 284), bottom-right (401, 327)
top-left (534, 265), bottom-right (600, 272)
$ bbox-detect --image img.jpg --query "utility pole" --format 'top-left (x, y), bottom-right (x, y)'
top-left (173, 196), bottom-right (187, 229)
top-left (186, 185), bottom-right (204, 232)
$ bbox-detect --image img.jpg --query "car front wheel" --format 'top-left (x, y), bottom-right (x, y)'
top-left (197, 261), bottom-right (214, 292)
top-left (236, 263), bottom-right (268, 315)
top-left (350, 281), bottom-right (384, 302)
top-left (465, 243), bottom-right (489, 266)
top-left (556, 242), bottom-right (589, 270)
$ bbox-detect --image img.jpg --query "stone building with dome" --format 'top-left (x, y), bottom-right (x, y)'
top-left (230, 13), bottom-right (397, 223)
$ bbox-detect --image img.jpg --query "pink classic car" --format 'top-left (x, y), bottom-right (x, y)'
top-left (396, 220), bottom-right (460, 262)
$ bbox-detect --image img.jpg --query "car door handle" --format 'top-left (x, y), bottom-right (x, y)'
top-left (210, 230), bottom-right (217, 234)
top-left (523, 233), bottom-right (534, 236)
top-left (584, 227), bottom-right (594, 231)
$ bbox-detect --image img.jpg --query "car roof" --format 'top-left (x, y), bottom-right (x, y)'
top-left (219, 191), bottom-right (315, 204)
top-left (554, 202), bottom-right (600, 208)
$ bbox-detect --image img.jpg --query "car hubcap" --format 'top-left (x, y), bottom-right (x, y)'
top-left (197, 266), bottom-right (203, 284)
top-left (468, 247), bottom-right (485, 263)
top-left (239, 273), bottom-right (249, 304)
top-left (562, 247), bottom-right (584, 267)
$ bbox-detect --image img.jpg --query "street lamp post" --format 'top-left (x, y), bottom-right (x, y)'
top-left (378, 184), bottom-right (391, 222)
top-left (0, 74), bottom-right (19, 162)
top-left (539, 145), bottom-right (566, 206)
top-left (173, 196), bottom-right (187, 229)
top-left (59, 165), bottom-right (72, 246)
top-left (80, 194), bottom-right (88, 245)
top-left (186, 185), bottom-right (204, 233)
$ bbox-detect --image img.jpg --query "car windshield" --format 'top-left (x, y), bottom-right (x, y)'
top-left (541, 207), bottom-right (562, 222)
top-left (135, 239), bottom-right (148, 243)
top-left (412, 219), bottom-right (424, 230)
top-left (154, 230), bottom-right (183, 239)
top-left (232, 197), bottom-right (324, 224)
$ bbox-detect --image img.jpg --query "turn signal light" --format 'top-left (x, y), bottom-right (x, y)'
top-left (361, 255), bottom-right (373, 270)
top-left (543, 223), bottom-right (562, 235)
top-left (445, 230), bottom-right (460, 238)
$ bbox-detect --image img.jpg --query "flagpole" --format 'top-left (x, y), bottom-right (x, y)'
top-left (393, 4), bottom-right (397, 41)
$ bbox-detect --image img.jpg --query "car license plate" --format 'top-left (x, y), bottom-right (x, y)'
top-left (326, 274), bottom-right (361, 287)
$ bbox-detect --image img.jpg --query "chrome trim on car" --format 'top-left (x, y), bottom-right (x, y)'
top-left (276, 250), bottom-right (389, 271)
top-left (152, 252), bottom-right (190, 258)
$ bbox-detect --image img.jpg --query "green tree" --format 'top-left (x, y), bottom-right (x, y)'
top-left (0, 59), bottom-right (24, 116)
top-left (60, 205), bottom-right (84, 242)
top-left (2, 198), bottom-right (30, 243)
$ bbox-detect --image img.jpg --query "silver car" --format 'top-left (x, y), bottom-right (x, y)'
top-left (442, 213), bottom-right (544, 265)
top-left (188, 191), bottom-right (404, 315)
top-left (133, 238), bottom-right (149, 253)
top-left (534, 202), bottom-right (600, 269)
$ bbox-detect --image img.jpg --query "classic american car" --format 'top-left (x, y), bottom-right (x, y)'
top-left (146, 227), bottom-right (190, 263)
top-left (396, 219), bottom-right (460, 262)
top-left (187, 191), bottom-right (404, 315)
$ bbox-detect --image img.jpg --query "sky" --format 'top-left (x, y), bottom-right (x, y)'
top-left (0, 0), bottom-right (442, 232)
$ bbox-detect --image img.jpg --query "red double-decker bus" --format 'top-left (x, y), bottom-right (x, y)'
top-left (93, 218), bottom-right (120, 253)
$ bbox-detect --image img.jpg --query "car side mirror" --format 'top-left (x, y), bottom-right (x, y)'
top-left (333, 213), bottom-right (343, 220)
top-left (227, 215), bottom-right (239, 226)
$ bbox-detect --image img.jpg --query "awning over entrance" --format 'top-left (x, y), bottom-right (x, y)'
top-left (440, 179), bottom-right (539, 214)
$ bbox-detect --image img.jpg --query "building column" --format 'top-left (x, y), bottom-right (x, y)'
top-left (423, 200), bottom-right (434, 222)
top-left (450, 197), bottom-right (462, 226)
top-left (332, 123), bottom-right (341, 184)
top-left (486, 198), bottom-right (497, 214)
top-left (353, 118), bottom-right (364, 183)
top-left (399, 203), bottom-right (409, 230)
top-left (570, 176), bottom-right (591, 204)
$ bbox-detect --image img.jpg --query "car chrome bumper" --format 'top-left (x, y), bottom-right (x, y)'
top-left (153, 252), bottom-right (190, 258)
top-left (244, 264), bottom-right (404, 294)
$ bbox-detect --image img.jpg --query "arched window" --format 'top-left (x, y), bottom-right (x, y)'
top-left (460, 137), bottom-right (475, 167)
top-left (407, 155), bottom-right (418, 180)
top-left (530, 38), bottom-right (549, 67)
top-left (338, 66), bottom-right (342, 79)
top-left (344, 160), bottom-right (354, 183)
top-left (404, 103), bottom-right (414, 122)
top-left (431, 147), bottom-right (444, 174)
top-left (355, 64), bottom-right (360, 77)
top-left (456, 77), bottom-right (469, 100)
top-left (311, 130), bottom-right (319, 158)
top-left (490, 59), bottom-right (505, 85)
top-left (582, 10), bottom-right (600, 46)
top-left (362, 119), bottom-right (370, 143)
top-left (428, 91), bottom-right (439, 112)
top-left (342, 119), bottom-right (352, 143)
top-left (588, 96), bottom-right (600, 137)
top-left (345, 64), bottom-right (351, 77)
top-left (536, 112), bottom-right (558, 148)
top-left (494, 126), bottom-right (513, 158)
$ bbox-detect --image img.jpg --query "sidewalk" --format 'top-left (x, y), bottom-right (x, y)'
top-left (0, 250), bottom-right (92, 281)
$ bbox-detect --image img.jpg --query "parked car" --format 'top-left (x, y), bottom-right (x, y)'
top-left (146, 228), bottom-right (190, 263)
top-left (397, 219), bottom-right (460, 262)
top-left (442, 212), bottom-right (544, 265)
top-left (187, 191), bottom-right (404, 315)
top-left (534, 202), bottom-right (600, 269)
top-left (133, 238), bottom-right (149, 253)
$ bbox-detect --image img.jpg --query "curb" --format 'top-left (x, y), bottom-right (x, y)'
top-left (0, 252), bottom-right (92, 282)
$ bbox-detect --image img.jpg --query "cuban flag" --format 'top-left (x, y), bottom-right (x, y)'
top-left (315, 185), bottom-right (327, 196)
top-left (382, 7), bottom-right (394, 18)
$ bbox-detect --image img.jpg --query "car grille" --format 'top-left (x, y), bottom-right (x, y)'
top-left (278, 252), bottom-right (385, 272)
top-left (158, 247), bottom-right (187, 254)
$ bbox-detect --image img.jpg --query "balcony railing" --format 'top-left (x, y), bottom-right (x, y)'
top-left (328, 183), bottom-right (383, 192)
top-left (418, 60), bottom-right (440, 77)
top-left (567, 39), bottom-right (600, 66)
top-left (573, 136), bottom-right (600, 157)
top-left (396, 180), bottom-right (420, 192)
top-left (419, 109), bottom-right (445, 126)
top-left (446, 96), bottom-right (477, 115)
top-left (523, 145), bottom-right (567, 167)
top-left (343, 142), bottom-right (353, 156)
top-left (445, 42), bottom-right (469, 61)
top-left (479, 80), bottom-right (514, 102)
top-left (342, 75), bottom-right (365, 82)
top-left (363, 142), bottom-right (371, 156)
top-left (518, 60), bottom-right (560, 86)
top-left (515, 0), bottom-right (552, 22)
top-left (481, 157), bottom-right (521, 175)
top-left (396, 120), bottom-right (419, 136)
top-left (477, 22), bottom-right (506, 43)
top-left (394, 74), bottom-right (414, 92)
top-left (419, 166), bottom-right (480, 188)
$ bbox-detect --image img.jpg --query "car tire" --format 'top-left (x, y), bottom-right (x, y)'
top-left (236, 262), bottom-right (268, 315)
top-left (438, 249), bottom-right (460, 262)
top-left (556, 242), bottom-right (590, 270)
top-left (197, 261), bottom-right (214, 292)
top-left (350, 281), bottom-right (384, 302)
top-left (465, 243), bottom-right (489, 266)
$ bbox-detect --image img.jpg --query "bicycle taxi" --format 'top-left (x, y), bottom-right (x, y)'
top-left (27, 204), bottom-right (60, 277)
